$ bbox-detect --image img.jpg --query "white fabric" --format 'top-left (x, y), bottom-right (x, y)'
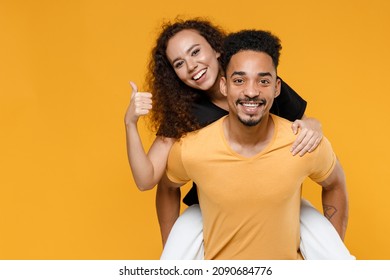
top-left (160, 204), bottom-right (204, 260)
top-left (160, 199), bottom-right (355, 260)
top-left (299, 199), bottom-right (355, 260)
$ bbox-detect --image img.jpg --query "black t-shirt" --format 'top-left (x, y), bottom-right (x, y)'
top-left (182, 78), bottom-right (307, 206)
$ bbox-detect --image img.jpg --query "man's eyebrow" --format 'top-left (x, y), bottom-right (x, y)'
top-left (230, 71), bottom-right (246, 78)
top-left (258, 72), bottom-right (273, 77)
top-left (230, 71), bottom-right (273, 78)
top-left (171, 44), bottom-right (200, 64)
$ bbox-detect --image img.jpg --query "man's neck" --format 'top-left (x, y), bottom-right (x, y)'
top-left (223, 114), bottom-right (275, 157)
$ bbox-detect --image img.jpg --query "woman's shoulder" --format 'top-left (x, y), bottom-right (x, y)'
top-left (192, 96), bottom-right (228, 127)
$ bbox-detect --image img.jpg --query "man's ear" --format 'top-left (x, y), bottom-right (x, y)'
top-left (274, 77), bottom-right (281, 98)
top-left (220, 76), bottom-right (227, 97)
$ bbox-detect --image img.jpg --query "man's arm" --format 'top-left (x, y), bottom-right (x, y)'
top-left (156, 173), bottom-right (182, 246)
top-left (319, 159), bottom-right (349, 240)
top-left (157, 140), bottom-right (189, 246)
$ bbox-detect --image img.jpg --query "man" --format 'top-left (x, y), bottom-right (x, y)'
top-left (163, 30), bottom-right (349, 260)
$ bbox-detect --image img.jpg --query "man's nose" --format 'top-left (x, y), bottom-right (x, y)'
top-left (244, 82), bottom-right (260, 97)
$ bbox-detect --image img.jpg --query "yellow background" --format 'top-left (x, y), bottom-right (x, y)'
top-left (1, 0), bottom-right (389, 259)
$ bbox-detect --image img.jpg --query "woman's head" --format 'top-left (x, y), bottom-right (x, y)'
top-left (150, 18), bottom-right (225, 91)
top-left (146, 18), bottom-right (226, 138)
top-left (166, 29), bottom-right (221, 91)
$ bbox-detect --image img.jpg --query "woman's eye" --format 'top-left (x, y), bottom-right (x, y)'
top-left (174, 61), bottom-right (184, 68)
top-left (191, 49), bottom-right (200, 56)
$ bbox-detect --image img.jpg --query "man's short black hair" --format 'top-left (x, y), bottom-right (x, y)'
top-left (221, 30), bottom-right (282, 72)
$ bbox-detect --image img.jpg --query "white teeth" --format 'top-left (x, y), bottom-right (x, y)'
top-left (193, 69), bottom-right (207, 80)
top-left (242, 103), bottom-right (260, 107)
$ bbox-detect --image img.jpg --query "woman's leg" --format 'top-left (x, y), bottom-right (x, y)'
top-left (300, 198), bottom-right (355, 260)
top-left (160, 204), bottom-right (204, 260)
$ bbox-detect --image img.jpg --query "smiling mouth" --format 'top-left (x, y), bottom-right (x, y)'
top-left (241, 102), bottom-right (262, 108)
top-left (192, 69), bottom-right (207, 81)
top-left (237, 99), bottom-right (266, 114)
top-left (237, 99), bottom-right (266, 107)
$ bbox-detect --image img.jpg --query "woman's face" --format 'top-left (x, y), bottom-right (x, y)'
top-left (166, 29), bottom-right (220, 91)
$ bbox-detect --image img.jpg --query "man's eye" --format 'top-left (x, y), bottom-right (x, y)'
top-left (260, 79), bottom-right (270, 84)
top-left (233, 79), bottom-right (244, 84)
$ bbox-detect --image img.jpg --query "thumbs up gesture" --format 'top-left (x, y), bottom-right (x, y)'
top-left (125, 81), bottom-right (153, 126)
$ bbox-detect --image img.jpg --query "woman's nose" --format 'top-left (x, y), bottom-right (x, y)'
top-left (187, 59), bottom-right (198, 73)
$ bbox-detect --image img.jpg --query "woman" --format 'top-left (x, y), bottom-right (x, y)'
top-left (125, 18), bottom-right (354, 259)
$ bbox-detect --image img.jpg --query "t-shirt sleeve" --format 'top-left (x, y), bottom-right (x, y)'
top-left (270, 78), bottom-right (307, 121)
top-left (309, 137), bottom-right (337, 183)
top-left (166, 140), bottom-right (190, 184)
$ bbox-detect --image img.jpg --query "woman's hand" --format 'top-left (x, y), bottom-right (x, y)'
top-left (290, 117), bottom-right (323, 156)
top-left (124, 81), bottom-right (153, 126)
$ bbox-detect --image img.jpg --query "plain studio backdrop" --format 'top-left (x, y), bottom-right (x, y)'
top-left (1, 0), bottom-right (389, 259)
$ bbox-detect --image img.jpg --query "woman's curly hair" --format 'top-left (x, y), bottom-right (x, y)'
top-left (145, 17), bottom-right (226, 138)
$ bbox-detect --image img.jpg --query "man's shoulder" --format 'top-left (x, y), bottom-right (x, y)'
top-left (271, 114), bottom-right (296, 140)
top-left (272, 114), bottom-right (293, 128)
top-left (172, 117), bottom-right (225, 165)
top-left (180, 117), bottom-right (224, 143)
top-left (271, 114), bottom-right (334, 153)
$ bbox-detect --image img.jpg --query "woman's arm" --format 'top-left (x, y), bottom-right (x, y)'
top-left (290, 115), bottom-right (323, 156)
top-left (125, 82), bottom-right (175, 191)
top-left (275, 79), bottom-right (323, 156)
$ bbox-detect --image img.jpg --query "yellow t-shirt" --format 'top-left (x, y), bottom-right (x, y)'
top-left (167, 114), bottom-right (336, 260)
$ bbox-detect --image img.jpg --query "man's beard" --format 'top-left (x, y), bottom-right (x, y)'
top-left (238, 115), bottom-right (262, 126)
top-left (236, 97), bottom-right (266, 127)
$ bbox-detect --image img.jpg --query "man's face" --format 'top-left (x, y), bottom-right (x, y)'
top-left (220, 50), bottom-right (281, 126)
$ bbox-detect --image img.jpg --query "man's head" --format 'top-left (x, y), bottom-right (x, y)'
top-left (220, 30), bottom-right (282, 73)
top-left (220, 30), bottom-right (282, 127)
